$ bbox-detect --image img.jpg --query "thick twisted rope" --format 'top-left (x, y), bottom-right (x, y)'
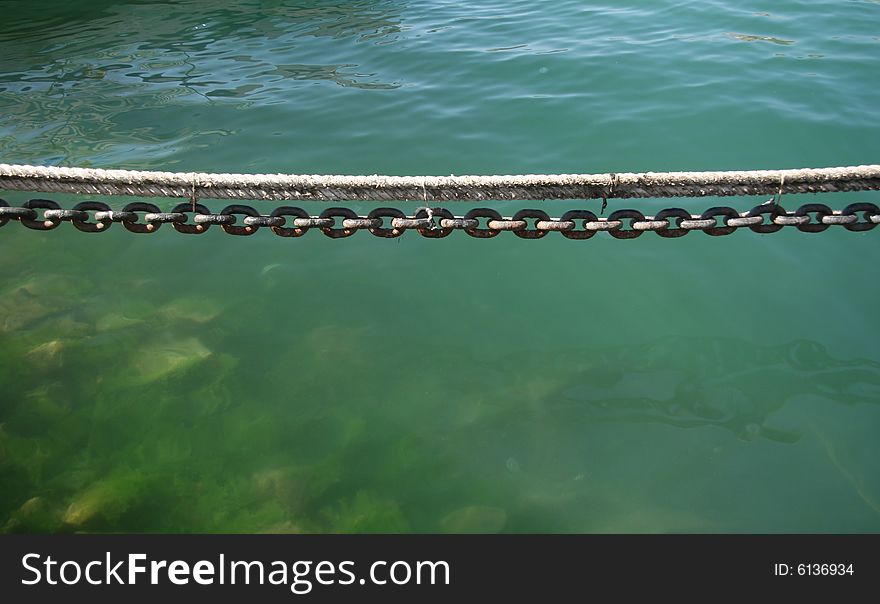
top-left (1, 163), bottom-right (878, 202)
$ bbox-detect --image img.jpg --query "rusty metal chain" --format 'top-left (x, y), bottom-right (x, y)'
top-left (0, 199), bottom-right (878, 239)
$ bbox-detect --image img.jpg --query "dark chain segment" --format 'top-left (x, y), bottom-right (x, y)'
top-left (1, 199), bottom-right (877, 239)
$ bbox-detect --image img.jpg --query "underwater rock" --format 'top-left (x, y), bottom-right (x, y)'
top-left (440, 505), bottom-right (507, 533)
top-left (25, 340), bottom-right (65, 367)
top-left (0, 287), bottom-right (56, 333)
top-left (323, 491), bottom-right (408, 533)
top-left (158, 296), bottom-right (224, 324)
top-left (252, 464), bottom-right (339, 517)
top-left (45, 466), bottom-right (99, 494)
top-left (3, 496), bottom-right (63, 533)
top-left (45, 316), bottom-right (92, 339)
top-left (95, 312), bottom-right (145, 333)
top-left (191, 380), bottom-right (234, 416)
top-left (24, 384), bottom-right (70, 420)
top-left (259, 520), bottom-right (302, 534)
top-left (14, 274), bottom-right (81, 298)
top-left (62, 472), bottom-right (149, 528)
top-left (5, 384), bottom-right (72, 436)
top-left (130, 336), bottom-right (212, 385)
top-left (253, 468), bottom-right (299, 503)
top-left (253, 468), bottom-right (291, 493)
top-left (19, 496), bottom-right (43, 516)
top-left (0, 275), bottom-right (83, 332)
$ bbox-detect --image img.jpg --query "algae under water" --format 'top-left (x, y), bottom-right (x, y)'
top-left (0, 0), bottom-right (879, 532)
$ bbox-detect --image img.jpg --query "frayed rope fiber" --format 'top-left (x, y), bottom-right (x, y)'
top-left (1, 163), bottom-right (879, 202)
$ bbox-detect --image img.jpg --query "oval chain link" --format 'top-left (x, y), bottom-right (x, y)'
top-left (0, 200), bottom-right (876, 240)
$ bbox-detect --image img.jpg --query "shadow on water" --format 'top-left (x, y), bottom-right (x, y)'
top-left (427, 336), bottom-right (880, 532)
top-left (538, 336), bottom-right (880, 442)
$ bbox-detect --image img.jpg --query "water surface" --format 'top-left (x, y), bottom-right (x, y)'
top-left (0, 0), bottom-right (878, 532)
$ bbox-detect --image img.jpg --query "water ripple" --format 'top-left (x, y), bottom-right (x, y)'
top-left (0, 0), bottom-right (877, 170)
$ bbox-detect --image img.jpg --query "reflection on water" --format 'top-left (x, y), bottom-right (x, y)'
top-left (730, 33), bottom-right (794, 46)
top-left (2, 0), bottom-right (877, 170)
top-left (0, 1), bottom-right (405, 163)
top-left (270, 63), bottom-right (399, 89)
top-left (0, 0), bottom-right (405, 46)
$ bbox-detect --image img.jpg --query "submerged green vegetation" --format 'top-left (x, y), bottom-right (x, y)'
top-left (1, 0), bottom-right (879, 532)
top-left (1, 246), bottom-right (878, 533)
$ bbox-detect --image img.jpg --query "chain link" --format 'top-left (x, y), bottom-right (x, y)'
top-left (0, 198), bottom-right (877, 240)
top-left (170, 202), bottom-right (211, 234)
top-left (20, 199), bottom-right (62, 230)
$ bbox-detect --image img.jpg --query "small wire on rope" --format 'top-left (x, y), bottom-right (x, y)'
top-left (422, 176), bottom-right (437, 231)
top-left (774, 175), bottom-right (785, 208)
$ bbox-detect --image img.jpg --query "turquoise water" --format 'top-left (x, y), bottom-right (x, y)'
top-left (1, 0), bottom-right (879, 533)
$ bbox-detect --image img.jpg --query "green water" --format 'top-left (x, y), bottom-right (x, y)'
top-left (1, 0), bottom-right (879, 533)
